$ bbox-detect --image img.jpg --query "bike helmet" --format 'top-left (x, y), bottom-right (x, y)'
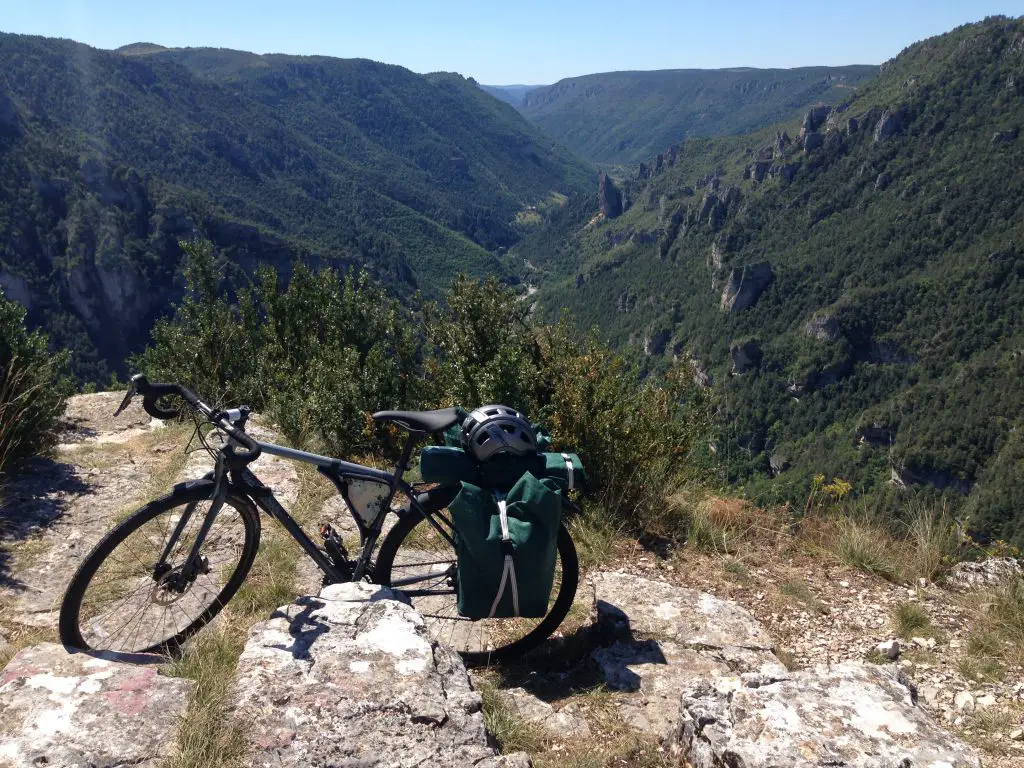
top-left (460, 404), bottom-right (538, 462)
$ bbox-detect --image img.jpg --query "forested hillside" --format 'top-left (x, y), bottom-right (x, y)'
top-left (527, 17), bottom-right (1024, 545)
top-left (520, 66), bottom-right (877, 165)
top-left (0, 34), bottom-right (593, 381)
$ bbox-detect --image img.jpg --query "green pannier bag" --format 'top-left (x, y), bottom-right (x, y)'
top-left (541, 452), bottom-right (587, 493)
top-left (449, 471), bottom-right (561, 619)
top-left (420, 446), bottom-right (480, 486)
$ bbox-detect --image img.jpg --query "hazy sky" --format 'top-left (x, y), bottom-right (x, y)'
top-left (1, 1), bottom-right (1021, 83)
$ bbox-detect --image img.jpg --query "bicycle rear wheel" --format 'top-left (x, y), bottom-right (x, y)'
top-left (59, 482), bottom-right (260, 654)
top-left (375, 490), bottom-right (579, 664)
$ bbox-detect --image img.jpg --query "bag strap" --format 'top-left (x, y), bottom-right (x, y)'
top-left (488, 494), bottom-right (520, 618)
top-left (561, 453), bottom-right (575, 491)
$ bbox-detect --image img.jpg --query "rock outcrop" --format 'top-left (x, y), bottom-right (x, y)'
top-left (874, 107), bottom-right (906, 141)
top-left (677, 662), bottom-right (982, 768)
top-left (805, 312), bottom-right (843, 342)
top-left (0, 643), bottom-right (193, 767)
top-left (730, 339), bottom-right (762, 374)
top-left (589, 572), bottom-right (783, 738)
top-left (720, 262), bottom-right (774, 312)
top-left (598, 172), bottom-right (623, 218)
top-left (229, 582), bottom-right (527, 767)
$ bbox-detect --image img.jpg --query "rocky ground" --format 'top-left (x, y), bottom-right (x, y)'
top-left (0, 393), bottom-right (1020, 766)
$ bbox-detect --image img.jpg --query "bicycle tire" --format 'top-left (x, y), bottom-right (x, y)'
top-left (59, 481), bottom-right (260, 654)
top-left (375, 490), bottom-right (579, 664)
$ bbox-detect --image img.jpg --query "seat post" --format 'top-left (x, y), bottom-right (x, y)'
top-left (391, 432), bottom-right (420, 485)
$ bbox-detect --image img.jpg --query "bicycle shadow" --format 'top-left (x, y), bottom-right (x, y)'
top-left (482, 598), bottom-right (668, 701)
top-left (0, 457), bottom-right (92, 591)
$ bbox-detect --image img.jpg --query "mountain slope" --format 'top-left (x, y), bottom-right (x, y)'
top-left (521, 66), bottom-right (877, 165)
top-left (527, 17), bottom-right (1024, 544)
top-left (0, 34), bottom-right (593, 380)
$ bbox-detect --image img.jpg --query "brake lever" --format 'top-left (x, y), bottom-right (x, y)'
top-left (112, 376), bottom-right (140, 417)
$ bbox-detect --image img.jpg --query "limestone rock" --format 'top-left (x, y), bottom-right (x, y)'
top-left (598, 172), bottom-right (622, 218)
top-left (874, 107), bottom-right (906, 141)
top-left (720, 262), bottom-right (774, 313)
top-left (591, 571), bottom-right (774, 650)
top-left (230, 582), bottom-right (512, 767)
top-left (948, 557), bottom-right (1023, 590)
top-left (730, 340), bottom-right (762, 375)
top-left (803, 131), bottom-right (823, 151)
top-left (590, 572), bottom-right (782, 740)
top-left (800, 105), bottom-right (831, 137)
top-left (875, 170), bottom-right (892, 190)
top-left (499, 687), bottom-right (591, 739)
top-left (805, 312), bottom-right (842, 342)
top-left (876, 639), bottom-right (900, 660)
top-left (0, 642), bottom-right (193, 767)
top-left (677, 662), bottom-right (981, 768)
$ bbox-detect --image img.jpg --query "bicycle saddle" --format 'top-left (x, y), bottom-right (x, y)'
top-left (371, 408), bottom-right (460, 434)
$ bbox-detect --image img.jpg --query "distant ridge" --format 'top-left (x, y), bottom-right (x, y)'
top-left (520, 66), bottom-right (877, 164)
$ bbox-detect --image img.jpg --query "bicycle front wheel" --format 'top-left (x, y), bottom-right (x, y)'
top-left (59, 482), bottom-right (260, 654)
top-left (375, 490), bottom-right (579, 664)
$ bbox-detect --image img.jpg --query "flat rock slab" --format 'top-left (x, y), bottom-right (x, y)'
top-left (0, 642), bottom-right (192, 768)
top-left (590, 572), bottom-right (784, 740)
top-left (592, 570), bottom-right (774, 650)
top-left (230, 582), bottom-right (528, 767)
top-left (678, 661), bottom-right (982, 768)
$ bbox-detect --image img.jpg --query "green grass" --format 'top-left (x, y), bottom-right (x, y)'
top-left (890, 602), bottom-right (935, 639)
top-left (959, 578), bottom-right (1024, 683)
top-left (476, 678), bottom-right (546, 755)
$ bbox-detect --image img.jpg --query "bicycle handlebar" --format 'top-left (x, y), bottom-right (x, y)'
top-left (131, 374), bottom-right (262, 462)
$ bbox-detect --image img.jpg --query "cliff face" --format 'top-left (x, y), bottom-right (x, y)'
top-left (528, 17), bottom-right (1024, 543)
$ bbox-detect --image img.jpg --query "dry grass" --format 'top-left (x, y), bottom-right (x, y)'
top-left (890, 602), bottom-right (938, 639)
top-left (163, 461), bottom-right (329, 768)
top-left (668, 494), bottom-right (780, 555)
top-left (958, 578), bottom-right (1024, 683)
top-left (476, 677), bottom-right (547, 755)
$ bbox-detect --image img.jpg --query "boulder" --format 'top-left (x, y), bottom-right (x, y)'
top-left (598, 172), bottom-right (623, 219)
top-left (730, 340), bottom-right (762, 375)
top-left (230, 582), bottom-right (524, 767)
top-left (875, 171), bottom-right (892, 190)
top-left (874, 107), bottom-right (906, 141)
top-left (0, 643), bottom-right (193, 767)
top-left (720, 262), bottom-right (774, 312)
top-left (803, 131), bottom-right (823, 151)
top-left (676, 662), bottom-right (981, 768)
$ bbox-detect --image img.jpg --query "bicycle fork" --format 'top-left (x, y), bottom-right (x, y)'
top-left (154, 455), bottom-right (229, 591)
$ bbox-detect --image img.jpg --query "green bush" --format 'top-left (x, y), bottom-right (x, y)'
top-left (137, 240), bottom-right (420, 456)
top-left (424, 277), bottom-right (712, 534)
top-left (0, 288), bottom-right (70, 477)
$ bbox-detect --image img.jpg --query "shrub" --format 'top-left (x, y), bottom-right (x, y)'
top-left (137, 241), bottom-right (420, 456)
top-left (424, 278), bottom-right (712, 534)
top-left (0, 288), bottom-right (70, 477)
top-left (142, 247), bottom-right (712, 532)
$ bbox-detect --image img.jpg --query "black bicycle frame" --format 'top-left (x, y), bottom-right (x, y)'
top-left (163, 431), bottom-right (458, 593)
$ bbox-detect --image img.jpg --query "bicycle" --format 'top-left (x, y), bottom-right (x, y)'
top-left (58, 375), bottom-right (579, 664)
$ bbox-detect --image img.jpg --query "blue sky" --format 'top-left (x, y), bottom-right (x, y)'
top-left (1, 1), bottom-right (1021, 84)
